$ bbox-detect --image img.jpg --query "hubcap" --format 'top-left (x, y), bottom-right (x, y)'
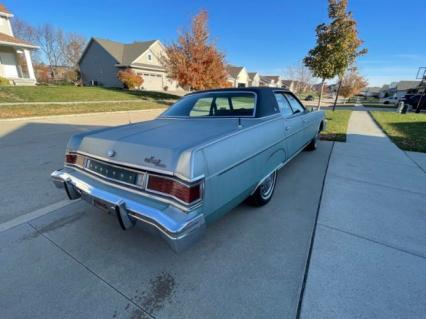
top-left (260, 171), bottom-right (276, 200)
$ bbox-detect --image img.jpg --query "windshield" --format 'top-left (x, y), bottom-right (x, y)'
top-left (161, 92), bottom-right (256, 117)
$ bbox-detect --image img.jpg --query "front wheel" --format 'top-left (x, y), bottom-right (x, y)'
top-left (247, 171), bottom-right (277, 207)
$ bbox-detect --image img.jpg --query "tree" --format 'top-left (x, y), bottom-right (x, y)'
top-left (117, 69), bottom-right (144, 89)
top-left (285, 62), bottom-right (314, 94)
top-left (304, 0), bottom-right (367, 109)
top-left (339, 67), bottom-right (368, 100)
top-left (58, 32), bottom-right (86, 67)
top-left (12, 18), bottom-right (86, 81)
top-left (163, 10), bottom-right (228, 91)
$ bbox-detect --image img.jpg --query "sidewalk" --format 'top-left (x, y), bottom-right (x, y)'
top-left (301, 107), bottom-right (426, 318)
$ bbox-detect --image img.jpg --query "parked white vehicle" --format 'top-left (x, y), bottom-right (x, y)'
top-left (381, 95), bottom-right (399, 105)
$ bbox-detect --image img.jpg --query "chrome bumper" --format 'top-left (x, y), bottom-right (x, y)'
top-left (51, 168), bottom-right (206, 252)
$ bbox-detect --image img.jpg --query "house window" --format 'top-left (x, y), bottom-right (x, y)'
top-left (147, 54), bottom-right (152, 61)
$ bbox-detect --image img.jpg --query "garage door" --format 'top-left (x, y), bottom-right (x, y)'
top-left (142, 73), bottom-right (163, 90)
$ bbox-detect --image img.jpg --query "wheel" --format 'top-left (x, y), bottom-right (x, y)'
top-left (305, 130), bottom-right (319, 151)
top-left (247, 170), bottom-right (277, 207)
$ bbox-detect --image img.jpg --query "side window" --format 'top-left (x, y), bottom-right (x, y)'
top-left (274, 92), bottom-right (293, 117)
top-left (215, 97), bottom-right (231, 110)
top-left (190, 97), bottom-right (212, 117)
top-left (285, 93), bottom-right (305, 114)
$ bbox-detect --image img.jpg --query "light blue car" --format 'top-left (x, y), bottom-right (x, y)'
top-left (51, 87), bottom-right (325, 251)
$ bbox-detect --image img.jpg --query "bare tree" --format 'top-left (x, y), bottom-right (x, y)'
top-left (33, 24), bottom-right (66, 78)
top-left (13, 18), bottom-right (86, 80)
top-left (11, 18), bottom-right (41, 64)
top-left (285, 62), bottom-right (314, 94)
top-left (59, 32), bottom-right (86, 67)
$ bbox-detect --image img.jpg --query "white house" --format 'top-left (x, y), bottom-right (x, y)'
top-left (0, 4), bottom-right (38, 85)
top-left (260, 75), bottom-right (281, 87)
top-left (248, 72), bottom-right (260, 87)
top-left (78, 37), bottom-right (180, 91)
top-left (226, 65), bottom-right (249, 87)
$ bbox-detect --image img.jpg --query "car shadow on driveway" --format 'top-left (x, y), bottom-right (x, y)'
top-left (0, 142), bottom-right (333, 319)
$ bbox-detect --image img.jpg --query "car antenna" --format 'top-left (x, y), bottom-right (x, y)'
top-left (127, 111), bottom-right (132, 124)
top-left (238, 117), bottom-right (242, 129)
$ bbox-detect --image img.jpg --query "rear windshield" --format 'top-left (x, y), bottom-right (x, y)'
top-left (161, 92), bottom-right (256, 117)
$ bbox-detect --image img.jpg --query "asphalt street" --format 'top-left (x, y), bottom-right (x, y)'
top-left (0, 111), bottom-right (332, 319)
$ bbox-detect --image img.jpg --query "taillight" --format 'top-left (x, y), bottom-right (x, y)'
top-left (65, 153), bottom-right (77, 164)
top-left (147, 175), bottom-right (201, 204)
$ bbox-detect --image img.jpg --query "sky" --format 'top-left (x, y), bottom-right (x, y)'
top-left (4, 0), bottom-right (426, 87)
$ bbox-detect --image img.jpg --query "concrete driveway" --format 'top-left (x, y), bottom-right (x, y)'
top-left (0, 111), bottom-right (332, 319)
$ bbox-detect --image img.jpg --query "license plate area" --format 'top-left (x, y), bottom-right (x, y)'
top-left (85, 158), bottom-right (140, 186)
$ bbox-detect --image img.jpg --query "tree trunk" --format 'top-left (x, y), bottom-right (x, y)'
top-left (318, 79), bottom-right (325, 109)
top-left (332, 78), bottom-right (342, 111)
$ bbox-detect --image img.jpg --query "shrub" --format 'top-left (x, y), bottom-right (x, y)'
top-left (117, 69), bottom-right (144, 89)
top-left (0, 76), bottom-right (10, 86)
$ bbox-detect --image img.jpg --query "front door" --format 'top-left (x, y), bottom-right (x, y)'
top-left (274, 92), bottom-right (304, 158)
top-left (0, 51), bottom-right (19, 78)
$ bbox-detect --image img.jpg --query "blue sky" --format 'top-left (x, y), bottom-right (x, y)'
top-left (4, 0), bottom-right (426, 86)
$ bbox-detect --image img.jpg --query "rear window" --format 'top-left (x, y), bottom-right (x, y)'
top-left (161, 92), bottom-right (256, 117)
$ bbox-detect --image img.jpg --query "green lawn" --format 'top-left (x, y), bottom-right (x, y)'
top-left (0, 101), bottom-right (170, 119)
top-left (370, 111), bottom-right (426, 152)
top-left (320, 110), bottom-right (352, 142)
top-left (0, 86), bottom-right (179, 103)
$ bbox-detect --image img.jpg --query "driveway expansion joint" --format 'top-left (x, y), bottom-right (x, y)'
top-left (328, 172), bottom-right (426, 196)
top-left (317, 223), bottom-right (426, 260)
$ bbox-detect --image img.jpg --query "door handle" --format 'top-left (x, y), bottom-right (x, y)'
top-left (285, 126), bottom-right (290, 131)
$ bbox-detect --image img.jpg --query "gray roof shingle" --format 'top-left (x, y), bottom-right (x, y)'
top-left (92, 38), bottom-right (157, 65)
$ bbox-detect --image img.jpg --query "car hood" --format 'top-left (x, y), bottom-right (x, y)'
top-left (77, 118), bottom-right (242, 176)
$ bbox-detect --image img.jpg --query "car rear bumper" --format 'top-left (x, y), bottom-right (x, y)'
top-left (51, 167), bottom-right (206, 252)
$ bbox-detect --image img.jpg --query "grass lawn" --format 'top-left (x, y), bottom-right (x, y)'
top-left (370, 111), bottom-right (426, 153)
top-left (0, 101), bottom-right (170, 119)
top-left (0, 86), bottom-right (179, 103)
top-left (320, 110), bottom-right (352, 142)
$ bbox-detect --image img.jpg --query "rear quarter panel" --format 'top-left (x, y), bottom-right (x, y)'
top-left (194, 116), bottom-right (287, 222)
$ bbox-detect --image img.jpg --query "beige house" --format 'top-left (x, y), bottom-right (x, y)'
top-left (79, 37), bottom-right (179, 91)
top-left (260, 75), bottom-right (282, 87)
top-left (0, 4), bottom-right (38, 85)
top-left (226, 65), bottom-right (249, 87)
top-left (248, 72), bottom-right (260, 87)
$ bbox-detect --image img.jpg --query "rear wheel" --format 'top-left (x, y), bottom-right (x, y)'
top-left (247, 171), bottom-right (277, 207)
top-left (306, 130), bottom-right (319, 151)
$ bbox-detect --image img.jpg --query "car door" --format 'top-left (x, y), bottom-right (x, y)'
top-left (274, 92), bottom-right (304, 158)
top-left (283, 93), bottom-right (315, 146)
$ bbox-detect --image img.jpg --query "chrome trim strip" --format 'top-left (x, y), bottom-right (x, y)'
top-left (66, 166), bottom-right (202, 212)
top-left (76, 150), bottom-right (176, 177)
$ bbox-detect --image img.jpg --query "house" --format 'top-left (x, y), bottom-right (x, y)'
top-left (281, 80), bottom-right (295, 92)
top-left (361, 86), bottom-right (381, 98)
top-left (259, 75), bottom-right (281, 87)
top-left (78, 37), bottom-right (179, 91)
top-left (226, 65), bottom-right (249, 87)
top-left (248, 72), bottom-right (260, 87)
top-left (387, 81), bottom-right (421, 99)
top-left (378, 84), bottom-right (390, 98)
top-left (0, 4), bottom-right (38, 85)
